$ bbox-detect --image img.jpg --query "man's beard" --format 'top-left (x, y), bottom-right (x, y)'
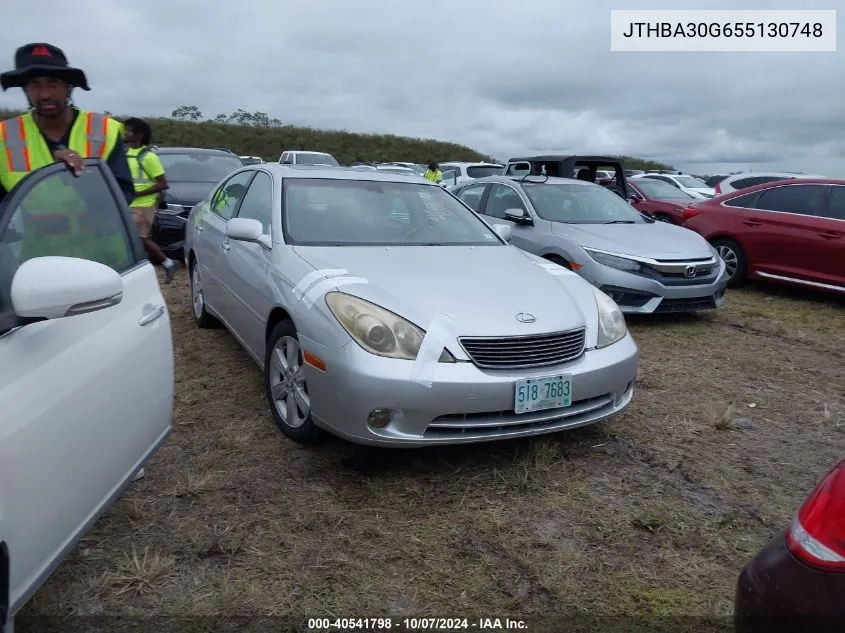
top-left (34, 99), bottom-right (64, 118)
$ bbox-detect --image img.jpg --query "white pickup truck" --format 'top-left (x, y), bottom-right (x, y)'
top-left (0, 159), bottom-right (174, 632)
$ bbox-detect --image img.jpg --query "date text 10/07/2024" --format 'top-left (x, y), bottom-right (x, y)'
top-left (306, 617), bottom-right (528, 631)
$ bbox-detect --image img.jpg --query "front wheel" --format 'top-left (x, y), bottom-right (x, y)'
top-left (264, 320), bottom-right (322, 444)
top-left (189, 259), bottom-right (219, 328)
top-left (711, 238), bottom-right (747, 288)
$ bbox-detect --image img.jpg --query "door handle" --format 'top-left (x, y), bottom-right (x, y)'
top-left (818, 232), bottom-right (841, 239)
top-left (196, 224), bottom-right (203, 232)
top-left (222, 241), bottom-right (230, 251)
top-left (742, 220), bottom-right (763, 227)
top-left (139, 304), bottom-right (165, 326)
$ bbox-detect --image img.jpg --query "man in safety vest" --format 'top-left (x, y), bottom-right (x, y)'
top-left (0, 43), bottom-right (138, 276)
top-left (424, 161), bottom-right (443, 183)
top-left (0, 43), bottom-right (134, 205)
top-left (123, 117), bottom-right (180, 282)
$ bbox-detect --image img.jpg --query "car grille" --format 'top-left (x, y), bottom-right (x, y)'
top-left (458, 329), bottom-right (586, 369)
top-left (655, 296), bottom-right (717, 313)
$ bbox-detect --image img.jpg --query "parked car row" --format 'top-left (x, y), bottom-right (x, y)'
top-left (1, 154), bottom-right (842, 632)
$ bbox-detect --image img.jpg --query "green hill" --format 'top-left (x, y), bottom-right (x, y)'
top-left (0, 104), bottom-right (675, 170)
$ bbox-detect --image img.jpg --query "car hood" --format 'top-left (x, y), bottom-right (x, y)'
top-left (164, 181), bottom-right (218, 207)
top-left (550, 222), bottom-right (713, 259)
top-left (291, 245), bottom-right (596, 338)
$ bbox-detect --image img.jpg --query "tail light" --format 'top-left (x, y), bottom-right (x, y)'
top-left (681, 208), bottom-right (701, 221)
top-left (714, 183), bottom-right (721, 194)
top-left (786, 461), bottom-right (845, 572)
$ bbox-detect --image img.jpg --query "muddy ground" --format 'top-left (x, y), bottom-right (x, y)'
top-left (17, 271), bottom-right (845, 632)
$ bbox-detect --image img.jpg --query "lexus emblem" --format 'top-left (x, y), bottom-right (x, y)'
top-left (684, 265), bottom-right (697, 278)
top-left (515, 312), bottom-right (536, 323)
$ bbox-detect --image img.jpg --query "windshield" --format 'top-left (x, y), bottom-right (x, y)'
top-left (158, 153), bottom-right (244, 182)
top-left (634, 179), bottom-right (695, 201)
top-left (284, 178), bottom-right (503, 246)
top-left (675, 175), bottom-right (709, 188)
top-left (522, 182), bottom-right (647, 224)
top-left (466, 165), bottom-right (504, 178)
top-left (296, 153), bottom-right (339, 166)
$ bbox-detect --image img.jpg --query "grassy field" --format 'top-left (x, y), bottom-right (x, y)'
top-left (16, 274), bottom-right (845, 633)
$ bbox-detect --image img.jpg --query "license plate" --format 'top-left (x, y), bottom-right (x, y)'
top-left (514, 375), bottom-right (572, 414)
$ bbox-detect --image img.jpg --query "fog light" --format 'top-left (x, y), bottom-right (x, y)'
top-left (367, 408), bottom-right (392, 428)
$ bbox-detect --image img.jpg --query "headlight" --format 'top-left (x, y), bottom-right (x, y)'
top-left (584, 248), bottom-right (643, 273)
top-left (593, 287), bottom-right (627, 348)
top-left (325, 292), bottom-right (456, 362)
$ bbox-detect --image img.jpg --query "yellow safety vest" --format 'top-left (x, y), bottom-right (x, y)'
top-left (424, 169), bottom-right (442, 183)
top-left (127, 146), bottom-right (158, 207)
top-left (0, 110), bottom-right (129, 269)
top-left (0, 109), bottom-right (120, 191)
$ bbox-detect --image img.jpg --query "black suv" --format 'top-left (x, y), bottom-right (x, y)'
top-left (151, 147), bottom-right (244, 261)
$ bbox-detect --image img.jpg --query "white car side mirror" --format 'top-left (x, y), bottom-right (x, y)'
top-left (226, 218), bottom-right (264, 242)
top-left (492, 223), bottom-right (513, 242)
top-left (11, 256), bottom-right (123, 320)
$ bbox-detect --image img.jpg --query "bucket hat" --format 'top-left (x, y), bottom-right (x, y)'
top-left (0, 43), bottom-right (90, 91)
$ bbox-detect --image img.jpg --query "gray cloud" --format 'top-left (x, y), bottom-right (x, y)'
top-left (1, 0), bottom-right (843, 176)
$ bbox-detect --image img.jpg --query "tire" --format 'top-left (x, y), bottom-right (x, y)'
top-left (189, 259), bottom-right (219, 328)
top-left (711, 237), bottom-right (747, 288)
top-left (264, 319), bottom-right (322, 444)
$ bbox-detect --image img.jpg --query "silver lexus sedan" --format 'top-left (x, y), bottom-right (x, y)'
top-left (184, 165), bottom-right (638, 447)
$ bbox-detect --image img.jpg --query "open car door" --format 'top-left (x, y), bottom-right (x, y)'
top-left (0, 159), bottom-right (173, 630)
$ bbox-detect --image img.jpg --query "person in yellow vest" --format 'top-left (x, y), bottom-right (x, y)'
top-left (123, 117), bottom-right (179, 282)
top-left (424, 161), bottom-right (443, 183)
top-left (0, 43), bottom-right (137, 274)
top-left (0, 43), bottom-right (135, 204)
top-left (0, 43), bottom-right (146, 479)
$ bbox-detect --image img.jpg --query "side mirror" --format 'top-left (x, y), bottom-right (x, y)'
top-left (226, 217), bottom-right (264, 242)
top-left (504, 208), bottom-right (532, 224)
top-left (11, 256), bottom-right (123, 320)
top-left (492, 223), bottom-right (512, 242)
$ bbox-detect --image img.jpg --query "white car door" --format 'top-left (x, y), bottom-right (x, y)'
top-left (0, 160), bottom-right (173, 626)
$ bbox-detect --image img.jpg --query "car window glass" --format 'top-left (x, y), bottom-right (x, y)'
top-left (209, 171), bottom-right (253, 220)
top-left (522, 182), bottom-right (646, 224)
top-left (235, 172), bottom-right (273, 234)
top-left (157, 152), bottom-right (244, 183)
top-left (283, 179), bottom-right (499, 246)
top-left (755, 185), bottom-right (826, 216)
top-left (457, 185), bottom-right (486, 212)
top-left (485, 184), bottom-right (527, 219)
top-left (466, 165), bottom-right (503, 178)
top-left (724, 192), bottom-right (758, 209)
top-left (826, 186), bottom-right (845, 220)
top-left (0, 167), bottom-right (134, 315)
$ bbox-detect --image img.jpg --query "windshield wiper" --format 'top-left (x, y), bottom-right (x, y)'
top-left (604, 220), bottom-right (636, 224)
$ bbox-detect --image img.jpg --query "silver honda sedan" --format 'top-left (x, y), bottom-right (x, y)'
top-left (184, 165), bottom-right (638, 447)
top-left (451, 175), bottom-right (729, 314)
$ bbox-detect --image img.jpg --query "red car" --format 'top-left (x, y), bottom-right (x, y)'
top-left (734, 460), bottom-right (845, 632)
top-left (625, 178), bottom-right (698, 224)
top-left (679, 178), bottom-right (845, 293)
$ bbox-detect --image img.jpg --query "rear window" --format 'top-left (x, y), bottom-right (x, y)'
top-left (466, 165), bottom-right (503, 178)
top-left (731, 176), bottom-right (793, 190)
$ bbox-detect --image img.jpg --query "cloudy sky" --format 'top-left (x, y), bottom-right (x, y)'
top-left (1, 0), bottom-right (842, 175)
